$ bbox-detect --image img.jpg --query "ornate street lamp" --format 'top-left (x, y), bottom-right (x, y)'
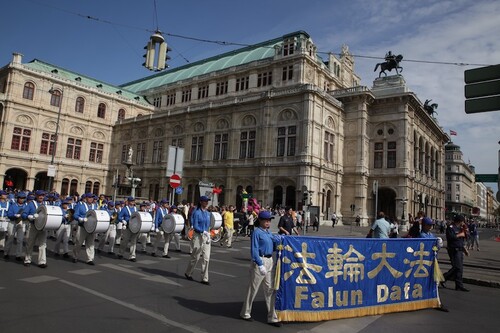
top-left (47, 87), bottom-right (63, 192)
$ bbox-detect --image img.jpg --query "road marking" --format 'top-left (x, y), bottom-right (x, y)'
top-left (20, 275), bottom-right (59, 283)
top-left (306, 315), bottom-right (381, 333)
top-left (99, 263), bottom-right (181, 286)
top-left (68, 268), bottom-right (100, 275)
top-left (59, 279), bottom-right (206, 333)
top-left (211, 258), bottom-right (250, 268)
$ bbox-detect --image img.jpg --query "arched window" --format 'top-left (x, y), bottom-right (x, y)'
top-left (118, 108), bottom-right (126, 121)
top-left (97, 103), bottom-right (106, 118)
top-left (23, 82), bottom-right (35, 100)
top-left (75, 97), bottom-right (85, 113)
top-left (92, 182), bottom-right (100, 195)
top-left (50, 89), bottom-right (62, 107)
top-left (85, 181), bottom-right (92, 193)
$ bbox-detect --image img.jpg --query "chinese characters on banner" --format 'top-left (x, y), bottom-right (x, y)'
top-left (275, 237), bottom-right (441, 322)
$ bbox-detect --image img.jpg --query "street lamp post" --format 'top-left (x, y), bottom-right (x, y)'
top-left (400, 197), bottom-right (408, 232)
top-left (47, 88), bottom-right (63, 192)
top-left (123, 147), bottom-right (140, 198)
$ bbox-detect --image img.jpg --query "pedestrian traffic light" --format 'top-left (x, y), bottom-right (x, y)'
top-left (302, 191), bottom-right (309, 205)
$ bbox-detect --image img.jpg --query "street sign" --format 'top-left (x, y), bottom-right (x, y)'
top-left (464, 64), bottom-right (500, 114)
top-left (475, 174), bottom-right (498, 182)
top-left (169, 174), bottom-right (181, 188)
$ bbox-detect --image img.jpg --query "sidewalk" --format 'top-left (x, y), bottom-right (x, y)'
top-left (285, 222), bottom-right (500, 289)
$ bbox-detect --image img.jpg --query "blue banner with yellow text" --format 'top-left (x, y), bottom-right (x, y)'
top-left (275, 237), bottom-right (441, 322)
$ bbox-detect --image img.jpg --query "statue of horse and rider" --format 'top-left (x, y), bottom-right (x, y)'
top-left (374, 51), bottom-right (403, 77)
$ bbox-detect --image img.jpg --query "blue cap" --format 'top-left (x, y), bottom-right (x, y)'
top-left (16, 192), bottom-right (27, 198)
top-left (61, 199), bottom-right (71, 205)
top-left (160, 198), bottom-right (169, 204)
top-left (27, 194), bottom-right (35, 200)
top-left (35, 190), bottom-right (45, 196)
top-left (127, 196), bottom-right (135, 202)
top-left (422, 217), bottom-right (434, 225)
top-left (199, 195), bottom-right (209, 202)
top-left (0, 190), bottom-right (7, 196)
top-left (170, 205), bottom-right (177, 209)
top-left (107, 201), bottom-right (115, 206)
top-left (258, 211), bottom-right (274, 220)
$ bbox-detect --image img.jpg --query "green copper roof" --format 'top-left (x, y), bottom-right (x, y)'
top-left (24, 60), bottom-right (150, 105)
top-left (120, 31), bottom-right (311, 93)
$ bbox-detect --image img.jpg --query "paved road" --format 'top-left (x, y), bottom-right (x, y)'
top-left (1, 222), bottom-right (499, 333)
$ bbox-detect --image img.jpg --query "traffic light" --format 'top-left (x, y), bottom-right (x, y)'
top-left (302, 191), bottom-right (309, 205)
top-left (142, 30), bottom-right (170, 71)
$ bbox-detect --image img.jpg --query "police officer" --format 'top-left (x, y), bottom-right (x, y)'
top-left (441, 214), bottom-right (470, 292)
top-left (4, 192), bottom-right (27, 261)
top-left (72, 193), bottom-right (98, 265)
top-left (240, 210), bottom-right (282, 327)
top-left (184, 196), bottom-right (211, 285)
top-left (22, 190), bottom-right (48, 268)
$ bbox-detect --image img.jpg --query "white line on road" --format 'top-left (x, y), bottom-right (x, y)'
top-left (59, 279), bottom-right (207, 333)
top-left (99, 263), bottom-right (181, 286)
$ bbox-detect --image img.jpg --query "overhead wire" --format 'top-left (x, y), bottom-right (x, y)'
top-left (21, 0), bottom-right (494, 68)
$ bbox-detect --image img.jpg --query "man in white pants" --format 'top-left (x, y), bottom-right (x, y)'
top-left (4, 192), bottom-right (27, 261)
top-left (53, 199), bottom-right (72, 258)
top-left (22, 190), bottom-right (48, 268)
top-left (72, 193), bottom-right (97, 265)
top-left (97, 201), bottom-right (117, 255)
top-left (118, 197), bottom-right (138, 262)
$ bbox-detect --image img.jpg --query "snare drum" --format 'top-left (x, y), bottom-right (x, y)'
top-left (85, 210), bottom-right (110, 234)
top-left (210, 212), bottom-right (222, 230)
top-left (0, 217), bottom-right (8, 232)
top-left (161, 213), bottom-right (184, 234)
top-left (129, 211), bottom-right (153, 234)
top-left (34, 205), bottom-right (63, 231)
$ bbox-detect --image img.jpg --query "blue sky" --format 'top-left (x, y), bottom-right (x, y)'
top-left (2, 0), bottom-right (499, 192)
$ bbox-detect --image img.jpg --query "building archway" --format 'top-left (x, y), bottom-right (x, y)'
top-left (378, 187), bottom-right (397, 220)
top-left (33, 171), bottom-right (48, 191)
top-left (4, 168), bottom-right (28, 191)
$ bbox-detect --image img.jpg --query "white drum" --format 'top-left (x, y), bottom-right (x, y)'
top-left (129, 211), bottom-right (153, 234)
top-left (34, 205), bottom-right (63, 231)
top-left (0, 217), bottom-right (8, 232)
top-left (161, 213), bottom-right (184, 234)
top-left (210, 212), bottom-right (222, 230)
top-left (85, 210), bottom-right (111, 234)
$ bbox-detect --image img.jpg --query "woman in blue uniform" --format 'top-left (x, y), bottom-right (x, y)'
top-left (240, 210), bottom-right (282, 327)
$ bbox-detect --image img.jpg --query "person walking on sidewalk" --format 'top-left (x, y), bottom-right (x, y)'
top-left (441, 214), bottom-right (470, 292)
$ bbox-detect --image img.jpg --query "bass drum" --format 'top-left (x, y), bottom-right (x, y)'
top-left (34, 205), bottom-right (63, 231)
top-left (129, 211), bottom-right (153, 234)
top-left (210, 212), bottom-right (222, 230)
top-left (161, 213), bottom-right (184, 234)
top-left (85, 210), bottom-right (110, 234)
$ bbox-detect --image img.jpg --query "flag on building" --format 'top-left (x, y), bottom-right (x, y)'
top-left (449, 130), bottom-right (457, 136)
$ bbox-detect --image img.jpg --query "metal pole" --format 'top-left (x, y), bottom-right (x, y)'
top-left (48, 88), bottom-right (63, 192)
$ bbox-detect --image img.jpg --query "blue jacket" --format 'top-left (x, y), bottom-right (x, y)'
top-left (118, 205), bottom-right (137, 224)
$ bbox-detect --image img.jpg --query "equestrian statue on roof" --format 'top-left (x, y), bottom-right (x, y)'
top-left (374, 51), bottom-right (403, 77)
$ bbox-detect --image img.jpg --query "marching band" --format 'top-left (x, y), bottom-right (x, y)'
top-left (0, 190), bottom-right (193, 268)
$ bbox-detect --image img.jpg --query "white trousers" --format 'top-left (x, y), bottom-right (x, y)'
top-left (98, 224), bottom-right (117, 252)
top-left (185, 232), bottom-right (211, 282)
top-left (240, 257), bottom-right (278, 323)
top-left (119, 228), bottom-right (139, 259)
top-left (25, 226), bottom-right (47, 265)
top-left (4, 221), bottom-right (25, 257)
top-left (73, 226), bottom-right (95, 262)
top-left (54, 224), bottom-right (71, 254)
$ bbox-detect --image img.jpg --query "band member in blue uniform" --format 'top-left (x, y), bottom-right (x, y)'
top-left (22, 190), bottom-right (48, 268)
top-left (98, 201), bottom-right (117, 255)
top-left (118, 197), bottom-right (138, 262)
top-left (185, 196), bottom-right (212, 285)
top-left (72, 193), bottom-right (98, 265)
top-left (0, 190), bottom-right (11, 253)
top-left (240, 210), bottom-right (282, 326)
top-left (152, 199), bottom-right (171, 258)
top-left (4, 192), bottom-right (26, 261)
top-left (53, 199), bottom-right (73, 258)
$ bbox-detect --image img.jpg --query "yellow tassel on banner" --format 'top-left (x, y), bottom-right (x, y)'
top-left (274, 244), bottom-right (283, 290)
top-left (433, 257), bottom-right (445, 282)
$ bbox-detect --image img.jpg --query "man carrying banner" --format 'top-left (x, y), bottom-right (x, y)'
top-left (240, 210), bottom-right (282, 327)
